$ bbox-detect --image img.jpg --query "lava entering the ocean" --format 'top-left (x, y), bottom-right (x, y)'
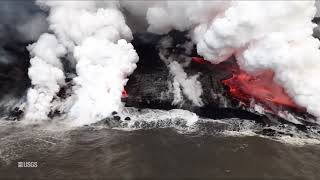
top-left (192, 57), bottom-right (305, 113)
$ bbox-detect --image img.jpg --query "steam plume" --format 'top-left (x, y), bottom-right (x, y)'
top-left (23, 0), bottom-right (320, 124)
top-left (26, 1), bottom-right (138, 125)
top-left (195, 1), bottom-right (320, 119)
top-left (158, 36), bottom-right (203, 106)
top-left (125, 1), bottom-right (320, 121)
top-left (25, 33), bottom-right (66, 122)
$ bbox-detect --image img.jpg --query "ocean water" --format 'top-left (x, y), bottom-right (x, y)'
top-left (0, 108), bottom-right (320, 180)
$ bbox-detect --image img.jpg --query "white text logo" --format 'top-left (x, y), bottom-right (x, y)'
top-left (17, 162), bottom-right (38, 168)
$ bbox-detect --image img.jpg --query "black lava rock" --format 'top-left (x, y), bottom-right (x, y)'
top-left (262, 128), bottom-right (276, 136)
top-left (113, 116), bottom-right (121, 121)
top-left (124, 117), bottom-right (131, 121)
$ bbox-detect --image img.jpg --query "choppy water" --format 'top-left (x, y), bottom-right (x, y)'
top-left (0, 109), bottom-right (320, 179)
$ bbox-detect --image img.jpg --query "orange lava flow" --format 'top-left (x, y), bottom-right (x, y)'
top-left (222, 70), bottom-right (303, 111)
top-left (192, 57), bottom-right (304, 112)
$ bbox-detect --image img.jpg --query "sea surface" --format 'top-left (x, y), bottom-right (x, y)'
top-left (0, 109), bottom-right (320, 180)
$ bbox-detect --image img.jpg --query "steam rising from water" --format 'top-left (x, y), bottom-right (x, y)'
top-left (25, 33), bottom-right (66, 122)
top-left (25, 1), bottom-right (138, 126)
top-left (17, 0), bottom-right (320, 125)
top-left (195, 1), bottom-right (320, 119)
top-left (124, 1), bottom-right (320, 121)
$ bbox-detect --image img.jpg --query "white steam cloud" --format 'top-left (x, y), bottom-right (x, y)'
top-left (24, 0), bottom-right (320, 124)
top-left (195, 1), bottom-right (320, 119)
top-left (25, 1), bottom-right (138, 125)
top-left (158, 37), bottom-right (203, 107)
top-left (123, 1), bottom-right (320, 121)
top-left (168, 61), bottom-right (203, 107)
top-left (25, 33), bottom-right (66, 122)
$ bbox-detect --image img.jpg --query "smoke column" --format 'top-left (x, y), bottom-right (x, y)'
top-left (124, 1), bottom-right (320, 121)
top-left (26, 1), bottom-right (138, 125)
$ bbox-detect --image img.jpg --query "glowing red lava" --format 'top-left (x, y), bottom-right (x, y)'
top-left (222, 70), bottom-right (304, 110)
top-left (192, 57), bottom-right (304, 112)
top-left (122, 89), bottom-right (128, 98)
top-left (191, 57), bottom-right (207, 64)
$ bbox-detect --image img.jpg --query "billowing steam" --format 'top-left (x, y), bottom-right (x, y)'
top-left (168, 61), bottom-right (203, 107)
top-left (123, 1), bottom-right (320, 120)
top-left (25, 33), bottom-right (66, 122)
top-left (20, 0), bottom-right (320, 124)
top-left (157, 37), bottom-right (204, 107)
top-left (25, 1), bottom-right (138, 125)
top-left (196, 1), bottom-right (320, 119)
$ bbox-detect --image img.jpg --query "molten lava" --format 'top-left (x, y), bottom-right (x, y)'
top-left (192, 57), bottom-right (304, 112)
top-left (222, 70), bottom-right (304, 110)
top-left (122, 89), bottom-right (128, 98)
top-left (191, 57), bottom-right (207, 64)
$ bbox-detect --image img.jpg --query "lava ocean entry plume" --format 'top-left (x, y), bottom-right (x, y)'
top-left (191, 57), bottom-right (305, 114)
top-left (195, 1), bottom-right (320, 120)
top-left (25, 33), bottom-right (66, 122)
top-left (222, 66), bottom-right (305, 113)
top-left (122, 0), bottom-right (320, 122)
top-left (19, 0), bottom-right (320, 125)
top-left (25, 1), bottom-right (138, 126)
